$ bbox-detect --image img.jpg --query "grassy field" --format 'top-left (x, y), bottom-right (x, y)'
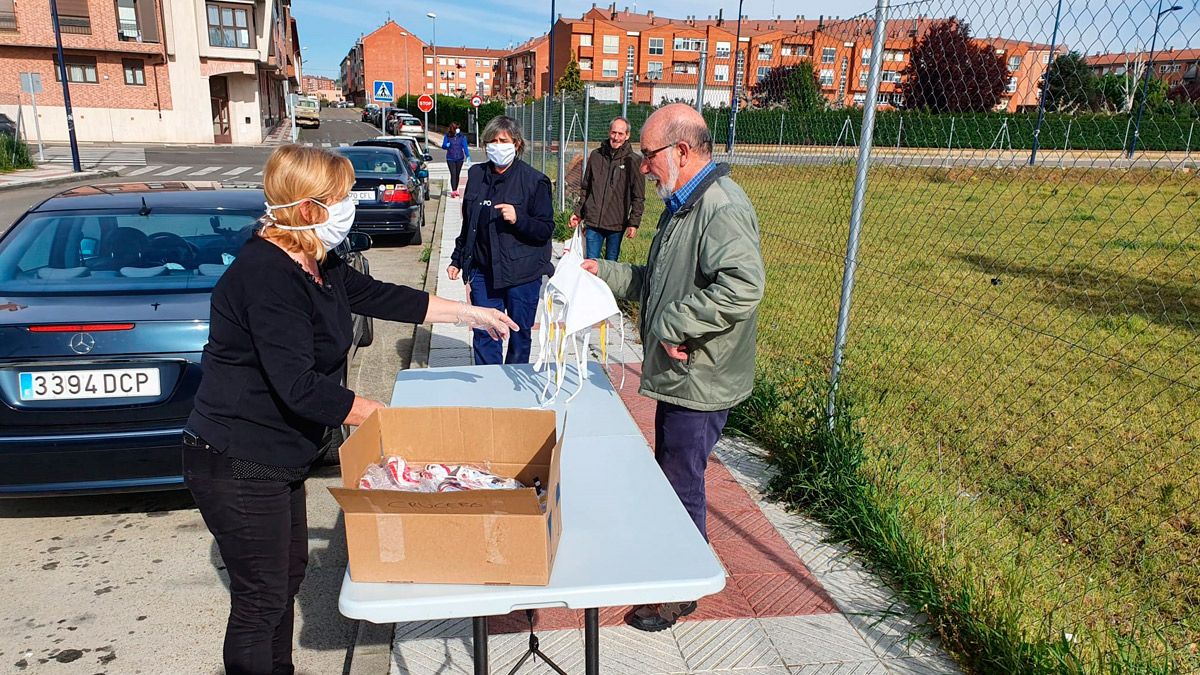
top-left (622, 164), bottom-right (1200, 670)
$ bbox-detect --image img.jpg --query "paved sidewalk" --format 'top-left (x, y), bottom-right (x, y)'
top-left (0, 164), bottom-right (115, 191)
top-left (392, 193), bottom-right (963, 674)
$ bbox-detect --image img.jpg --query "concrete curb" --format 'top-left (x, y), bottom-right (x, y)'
top-left (409, 181), bottom-right (447, 370)
top-left (0, 169), bottom-right (118, 192)
top-left (347, 620), bottom-right (394, 675)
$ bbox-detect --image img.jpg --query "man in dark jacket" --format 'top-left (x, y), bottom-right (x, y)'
top-left (569, 117), bottom-right (645, 261)
top-left (448, 116), bottom-right (554, 365)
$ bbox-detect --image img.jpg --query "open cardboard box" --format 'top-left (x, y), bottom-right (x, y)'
top-left (329, 407), bottom-right (563, 585)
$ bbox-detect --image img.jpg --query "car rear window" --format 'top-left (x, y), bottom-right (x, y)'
top-left (0, 210), bottom-right (259, 293)
top-left (336, 148), bottom-right (404, 177)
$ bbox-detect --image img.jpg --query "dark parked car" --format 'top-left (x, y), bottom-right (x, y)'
top-left (335, 146), bottom-right (425, 244)
top-left (0, 182), bottom-right (374, 496)
top-left (355, 136), bottom-right (432, 199)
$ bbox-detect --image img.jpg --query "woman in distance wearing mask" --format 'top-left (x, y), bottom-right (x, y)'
top-left (183, 144), bottom-right (516, 675)
top-left (447, 116), bottom-right (554, 365)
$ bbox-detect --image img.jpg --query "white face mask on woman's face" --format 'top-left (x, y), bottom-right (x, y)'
top-left (264, 196), bottom-right (356, 252)
top-left (486, 142), bottom-right (517, 167)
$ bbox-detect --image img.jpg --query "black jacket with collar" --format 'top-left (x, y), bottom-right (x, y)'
top-left (574, 140), bottom-right (645, 232)
top-left (451, 158), bottom-right (554, 289)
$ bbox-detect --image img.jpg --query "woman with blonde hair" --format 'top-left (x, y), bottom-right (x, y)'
top-left (183, 144), bottom-right (515, 675)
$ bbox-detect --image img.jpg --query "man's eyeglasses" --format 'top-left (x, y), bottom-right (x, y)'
top-left (641, 142), bottom-right (679, 161)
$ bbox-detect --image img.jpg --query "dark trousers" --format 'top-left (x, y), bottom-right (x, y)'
top-left (448, 160), bottom-right (464, 192)
top-left (184, 447), bottom-right (308, 675)
top-left (468, 270), bottom-right (540, 365)
top-left (654, 401), bottom-right (731, 541)
top-left (585, 227), bottom-right (623, 261)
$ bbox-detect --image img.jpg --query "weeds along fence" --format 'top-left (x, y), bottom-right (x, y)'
top-left (514, 0), bottom-right (1198, 671)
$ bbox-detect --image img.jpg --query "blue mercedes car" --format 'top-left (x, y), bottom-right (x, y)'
top-left (0, 182), bottom-right (373, 496)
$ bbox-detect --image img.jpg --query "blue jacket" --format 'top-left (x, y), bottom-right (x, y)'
top-left (442, 132), bottom-right (471, 162)
top-left (451, 159), bottom-right (554, 289)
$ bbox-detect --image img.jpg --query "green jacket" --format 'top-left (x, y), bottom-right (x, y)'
top-left (597, 164), bottom-right (765, 411)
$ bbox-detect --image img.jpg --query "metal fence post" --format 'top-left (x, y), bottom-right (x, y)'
top-left (1029, 0), bottom-right (1064, 166)
top-left (896, 115), bottom-right (903, 150)
top-left (583, 84), bottom-right (591, 168)
top-left (542, 95), bottom-right (549, 174)
top-left (696, 51), bottom-right (707, 113)
top-left (827, 0), bottom-right (890, 426)
top-left (621, 71), bottom-right (631, 119)
top-left (558, 93), bottom-right (567, 210)
top-left (1187, 120), bottom-right (1195, 157)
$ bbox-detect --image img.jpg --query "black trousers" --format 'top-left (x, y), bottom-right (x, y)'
top-left (184, 446), bottom-right (308, 675)
top-left (448, 159), bottom-right (464, 191)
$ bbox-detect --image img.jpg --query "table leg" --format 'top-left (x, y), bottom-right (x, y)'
top-left (584, 608), bottom-right (599, 675)
top-left (473, 616), bottom-right (489, 675)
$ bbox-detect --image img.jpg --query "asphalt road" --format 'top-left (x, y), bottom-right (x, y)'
top-left (0, 106), bottom-right (441, 673)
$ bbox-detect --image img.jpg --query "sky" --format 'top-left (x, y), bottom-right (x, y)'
top-left (293, 0), bottom-right (1200, 81)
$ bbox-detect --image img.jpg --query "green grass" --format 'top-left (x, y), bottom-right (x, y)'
top-left (0, 133), bottom-right (33, 172)
top-left (623, 164), bottom-right (1200, 672)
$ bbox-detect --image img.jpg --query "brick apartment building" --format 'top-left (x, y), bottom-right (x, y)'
top-left (301, 73), bottom-right (342, 102)
top-left (497, 4), bottom-right (1055, 114)
top-left (340, 20), bottom-right (505, 106)
top-left (0, 0), bottom-right (302, 145)
top-left (1087, 48), bottom-right (1200, 88)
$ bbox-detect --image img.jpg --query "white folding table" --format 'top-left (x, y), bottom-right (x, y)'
top-left (337, 362), bottom-right (727, 674)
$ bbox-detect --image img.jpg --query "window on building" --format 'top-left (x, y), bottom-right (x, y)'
top-left (1008, 55), bottom-right (1022, 70)
top-left (439, 57), bottom-right (447, 65)
top-left (426, 57), bottom-right (433, 64)
top-left (1160, 63), bottom-right (1182, 73)
top-left (756, 65), bottom-right (769, 82)
top-left (647, 61), bottom-right (663, 79)
top-left (1006, 76), bottom-right (1017, 93)
top-left (53, 54), bottom-right (98, 83)
top-left (483, 84), bottom-right (491, 92)
top-left (853, 92), bottom-right (865, 105)
top-left (206, 3), bottom-right (253, 48)
top-left (56, 0), bottom-right (90, 33)
top-left (713, 64), bottom-right (729, 81)
top-left (819, 68), bottom-right (834, 86)
top-left (648, 37), bottom-right (664, 55)
top-left (122, 58), bottom-right (145, 85)
top-left (716, 41), bottom-right (731, 58)
top-left (883, 70), bottom-right (902, 83)
top-left (782, 45), bottom-right (793, 57)
top-left (426, 83), bottom-right (433, 89)
top-left (861, 48), bottom-right (872, 64)
top-left (821, 46), bottom-right (836, 64)
top-left (884, 50), bottom-right (904, 61)
top-left (603, 35), bottom-right (619, 54)
top-left (426, 69), bottom-right (433, 77)
top-left (627, 45), bottom-right (635, 71)
top-left (758, 43), bottom-right (773, 61)
top-left (579, 34), bottom-right (592, 47)
top-left (673, 37), bottom-right (704, 52)
top-left (0, 0), bottom-right (16, 32)
top-left (602, 59), bottom-right (618, 77)
top-left (673, 62), bottom-right (698, 74)
top-left (580, 58), bottom-right (592, 70)
top-left (858, 71), bottom-right (868, 87)
top-left (439, 82), bottom-right (447, 91)
top-left (1042, 52), bottom-right (1050, 64)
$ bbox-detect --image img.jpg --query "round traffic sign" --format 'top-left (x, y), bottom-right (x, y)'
top-left (470, 95), bottom-right (483, 108)
top-left (417, 94), bottom-right (434, 113)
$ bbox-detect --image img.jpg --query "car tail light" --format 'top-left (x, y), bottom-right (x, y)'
top-left (28, 323), bottom-right (136, 333)
top-left (381, 187), bottom-right (412, 204)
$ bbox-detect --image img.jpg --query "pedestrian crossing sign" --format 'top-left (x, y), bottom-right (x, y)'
top-left (373, 80), bottom-right (394, 102)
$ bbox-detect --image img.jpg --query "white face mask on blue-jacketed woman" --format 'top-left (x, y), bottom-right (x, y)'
top-left (263, 196), bottom-right (356, 252)
top-left (486, 142), bottom-right (517, 167)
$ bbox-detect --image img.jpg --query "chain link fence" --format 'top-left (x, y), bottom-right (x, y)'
top-left (513, 0), bottom-right (1198, 669)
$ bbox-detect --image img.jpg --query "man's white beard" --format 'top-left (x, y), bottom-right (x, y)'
top-left (653, 160), bottom-right (680, 201)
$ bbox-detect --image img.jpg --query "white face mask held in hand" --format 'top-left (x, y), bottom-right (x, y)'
top-left (486, 142), bottom-right (517, 167)
top-left (264, 196), bottom-right (357, 252)
top-left (533, 226), bottom-right (625, 404)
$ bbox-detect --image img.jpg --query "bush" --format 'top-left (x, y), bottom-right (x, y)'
top-left (0, 133), bottom-right (33, 172)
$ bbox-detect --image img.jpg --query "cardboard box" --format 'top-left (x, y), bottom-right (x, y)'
top-left (329, 407), bottom-right (563, 585)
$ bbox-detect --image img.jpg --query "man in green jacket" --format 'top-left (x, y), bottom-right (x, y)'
top-left (582, 103), bottom-right (766, 632)
top-left (569, 117), bottom-right (645, 260)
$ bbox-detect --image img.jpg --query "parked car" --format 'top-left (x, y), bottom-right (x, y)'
top-left (355, 136), bottom-right (432, 199)
top-left (295, 96), bottom-right (320, 128)
top-left (334, 146), bottom-right (425, 244)
top-left (394, 115), bottom-right (424, 135)
top-left (0, 182), bottom-right (374, 496)
top-left (361, 103), bottom-right (380, 123)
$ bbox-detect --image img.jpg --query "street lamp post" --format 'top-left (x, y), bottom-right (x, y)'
top-left (400, 31), bottom-right (412, 103)
top-left (427, 12), bottom-right (438, 124)
top-left (49, 0), bottom-right (81, 172)
top-left (1128, 1), bottom-right (1182, 159)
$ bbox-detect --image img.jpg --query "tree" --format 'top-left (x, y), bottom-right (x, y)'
top-left (1040, 51), bottom-right (1098, 112)
top-left (556, 58), bottom-right (583, 95)
top-left (750, 62), bottom-right (824, 112)
top-left (1168, 80), bottom-right (1200, 109)
top-left (899, 18), bottom-right (1008, 113)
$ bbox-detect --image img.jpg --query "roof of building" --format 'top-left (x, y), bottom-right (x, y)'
top-left (1086, 48), bottom-right (1200, 67)
top-left (423, 46), bottom-right (510, 58)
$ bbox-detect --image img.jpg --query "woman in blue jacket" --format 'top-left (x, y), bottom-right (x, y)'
top-left (441, 122), bottom-right (471, 198)
top-left (447, 116), bottom-right (553, 365)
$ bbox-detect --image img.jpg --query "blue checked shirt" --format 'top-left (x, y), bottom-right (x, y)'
top-left (665, 162), bottom-right (717, 215)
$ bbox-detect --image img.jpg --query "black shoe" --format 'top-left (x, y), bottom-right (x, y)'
top-left (624, 601), bottom-right (698, 632)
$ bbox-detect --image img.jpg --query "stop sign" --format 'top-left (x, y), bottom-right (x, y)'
top-left (417, 94), bottom-right (434, 113)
